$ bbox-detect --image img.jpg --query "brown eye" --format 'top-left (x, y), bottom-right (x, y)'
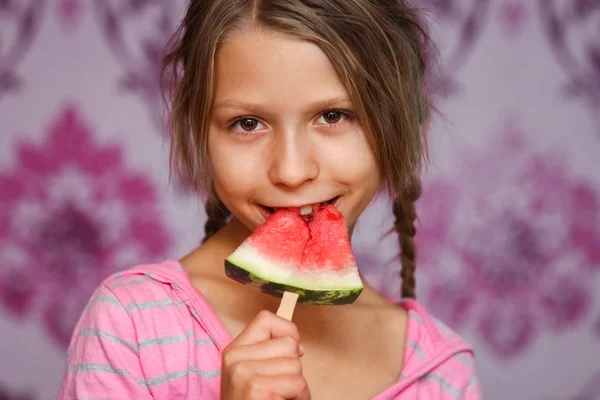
top-left (323, 111), bottom-right (341, 124)
top-left (240, 118), bottom-right (258, 131)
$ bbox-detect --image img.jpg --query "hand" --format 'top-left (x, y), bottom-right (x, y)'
top-left (220, 310), bottom-right (310, 400)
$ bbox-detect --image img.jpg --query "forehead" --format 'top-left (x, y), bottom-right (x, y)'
top-left (212, 30), bottom-right (351, 109)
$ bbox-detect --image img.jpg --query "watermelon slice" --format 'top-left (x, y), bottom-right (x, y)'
top-left (224, 205), bottom-right (363, 305)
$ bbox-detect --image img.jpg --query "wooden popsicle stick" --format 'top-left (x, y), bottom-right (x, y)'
top-left (276, 291), bottom-right (299, 321)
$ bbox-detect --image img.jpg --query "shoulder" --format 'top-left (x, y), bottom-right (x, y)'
top-left (401, 299), bottom-right (471, 350)
top-left (64, 258), bottom-right (232, 361)
top-left (95, 260), bottom-right (187, 311)
top-left (401, 299), bottom-right (482, 398)
top-left (67, 260), bottom-right (198, 346)
top-left (59, 260), bottom-right (222, 398)
top-left (78, 259), bottom-right (211, 333)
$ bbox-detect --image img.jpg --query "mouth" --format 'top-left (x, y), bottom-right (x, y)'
top-left (259, 196), bottom-right (341, 220)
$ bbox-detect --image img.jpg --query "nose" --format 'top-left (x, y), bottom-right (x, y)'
top-left (268, 128), bottom-right (319, 188)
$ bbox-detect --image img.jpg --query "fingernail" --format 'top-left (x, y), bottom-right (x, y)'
top-left (299, 344), bottom-right (305, 356)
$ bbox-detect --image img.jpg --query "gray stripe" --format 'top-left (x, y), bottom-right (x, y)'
top-left (142, 370), bottom-right (188, 387)
top-left (140, 366), bottom-right (221, 387)
top-left (409, 311), bottom-right (423, 325)
top-left (467, 374), bottom-right (478, 388)
top-left (419, 373), bottom-right (461, 398)
top-left (71, 363), bottom-right (220, 388)
top-left (109, 277), bottom-right (151, 290)
top-left (85, 295), bottom-right (125, 311)
top-left (432, 318), bottom-right (454, 338)
top-left (136, 331), bottom-right (214, 349)
top-left (190, 365), bottom-right (221, 379)
top-left (455, 353), bottom-right (474, 370)
top-left (125, 299), bottom-right (184, 313)
top-left (138, 330), bottom-right (194, 349)
top-left (79, 328), bottom-right (138, 353)
top-left (190, 309), bottom-right (203, 325)
top-left (406, 339), bottom-right (426, 361)
top-left (196, 337), bottom-right (214, 346)
top-left (69, 363), bottom-right (132, 377)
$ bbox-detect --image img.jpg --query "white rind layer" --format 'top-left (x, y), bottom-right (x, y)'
top-left (226, 242), bottom-right (362, 290)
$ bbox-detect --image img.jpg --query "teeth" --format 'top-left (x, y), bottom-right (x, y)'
top-left (300, 205), bottom-right (313, 216)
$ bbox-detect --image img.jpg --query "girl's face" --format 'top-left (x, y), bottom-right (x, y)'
top-left (208, 30), bottom-right (380, 232)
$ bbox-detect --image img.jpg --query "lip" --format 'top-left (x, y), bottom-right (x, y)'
top-left (258, 195), bottom-right (341, 219)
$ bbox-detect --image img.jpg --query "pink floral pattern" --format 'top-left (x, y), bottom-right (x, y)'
top-left (92, 0), bottom-right (186, 131)
top-left (0, 104), bottom-right (171, 347)
top-left (538, 0), bottom-right (600, 132)
top-left (414, 0), bottom-right (492, 96)
top-left (0, 0), bottom-right (45, 100)
top-left (56, 0), bottom-right (83, 31)
top-left (498, 0), bottom-right (529, 38)
top-left (355, 249), bottom-right (402, 301)
top-left (0, 0), bottom-right (598, 397)
top-left (415, 115), bottom-right (600, 358)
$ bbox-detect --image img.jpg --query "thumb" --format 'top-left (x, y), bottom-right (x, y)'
top-left (296, 385), bottom-right (311, 400)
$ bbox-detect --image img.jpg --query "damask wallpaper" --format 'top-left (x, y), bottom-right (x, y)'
top-left (0, 1), bottom-right (599, 399)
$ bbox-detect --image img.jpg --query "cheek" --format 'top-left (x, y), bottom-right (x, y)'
top-left (208, 136), bottom-right (260, 198)
top-left (321, 134), bottom-right (380, 187)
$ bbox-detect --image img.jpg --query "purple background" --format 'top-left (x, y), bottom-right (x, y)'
top-left (0, 1), bottom-right (599, 399)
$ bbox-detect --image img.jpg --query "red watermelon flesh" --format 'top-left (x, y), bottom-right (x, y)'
top-left (246, 209), bottom-right (310, 269)
top-left (302, 205), bottom-right (355, 272)
top-left (225, 205), bottom-right (363, 305)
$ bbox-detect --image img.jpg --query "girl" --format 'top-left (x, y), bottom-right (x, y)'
top-left (59, 0), bottom-right (481, 399)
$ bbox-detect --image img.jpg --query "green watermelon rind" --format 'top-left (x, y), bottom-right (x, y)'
top-left (225, 244), bottom-right (363, 305)
top-left (225, 259), bottom-right (363, 305)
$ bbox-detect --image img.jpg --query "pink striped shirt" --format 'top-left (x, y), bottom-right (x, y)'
top-left (59, 260), bottom-right (482, 399)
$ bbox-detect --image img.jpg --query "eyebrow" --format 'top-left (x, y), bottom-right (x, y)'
top-left (212, 96), bottom-right (353, 111)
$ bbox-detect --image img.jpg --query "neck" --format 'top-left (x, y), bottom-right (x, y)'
top-left (217, 217), bottom-right (262, 256)
top-left (182, 217), bottom-right (249, 277)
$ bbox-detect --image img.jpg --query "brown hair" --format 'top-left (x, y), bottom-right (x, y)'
top-left (163, 0), bottom-right (431, 299)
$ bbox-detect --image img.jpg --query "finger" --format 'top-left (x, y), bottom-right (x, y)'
top-left (232, 310), bottom-right (301, 346)
top-left (246, 374), bottom-right (309, 400)
top-left (223, 336), bottom-right (302, 367)
top-left (231, 357), bottom-right (303, 380)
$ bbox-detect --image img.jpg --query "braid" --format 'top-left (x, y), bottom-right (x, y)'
top-left (202, 197), bottom-right (230, 243)
top-left (392, 179), bottom-right (422, 299)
